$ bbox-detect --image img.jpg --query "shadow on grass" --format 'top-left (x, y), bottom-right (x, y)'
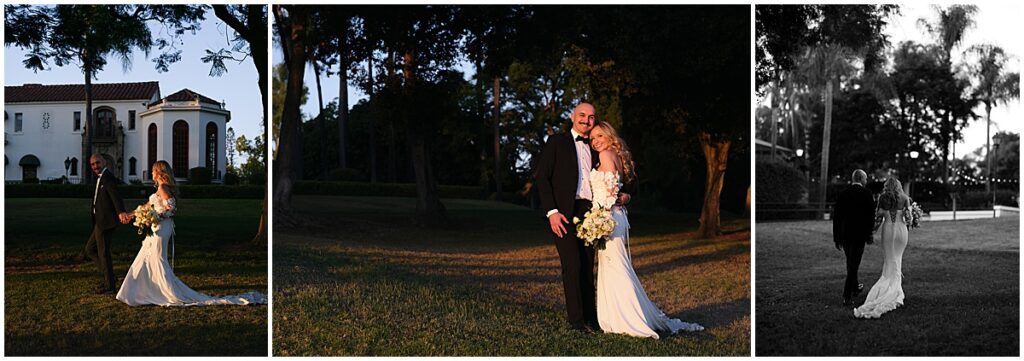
top-left (274, 195), bottom-right (750, 356)
top-left (756, 219), bottom-right (1017, 356)
top-left (5, 198), bottom-right (267, 356)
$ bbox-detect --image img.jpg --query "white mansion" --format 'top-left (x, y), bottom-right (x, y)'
top-left (4, 81), bottom-right (230, 183)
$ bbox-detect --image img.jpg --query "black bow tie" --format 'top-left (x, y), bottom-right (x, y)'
top-left (575, 135), bottom-right (591, 144)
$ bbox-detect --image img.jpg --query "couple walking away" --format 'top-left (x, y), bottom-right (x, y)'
top-left (536, 102), bottom-right (703, 338)
top-left (86, 154), bottom-right (266, 306)
top-left (833, 169), bottom-right (910, 318)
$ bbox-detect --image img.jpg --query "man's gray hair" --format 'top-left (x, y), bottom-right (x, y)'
top-left (852, 169), bottom-right (867, 184)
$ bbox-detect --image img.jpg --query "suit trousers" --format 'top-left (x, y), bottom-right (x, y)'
top-left (553, 199), bottom-right (597, 328)
top-left (843, 240), bottom-right (866, 299)
top-left (86, 225), bottom-right (116, 290)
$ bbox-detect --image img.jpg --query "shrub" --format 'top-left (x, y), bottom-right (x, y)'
top-left (223, 172), bottom-right (240, 185)
top-left (293, 181), bottom-right (483, 200)
top-left (755, 161), bottom-right (806, 204)
top-left (324, 168), bottom-right (366, 182)
top-left (959, 190), bottom-right (1019, 209)
top-left (188, 167), bottom-right (211, 185)
top-left (5, 183), bottom-right (264, 199)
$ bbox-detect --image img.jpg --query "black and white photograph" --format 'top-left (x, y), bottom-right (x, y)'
top-left (755, 4), bottom-right (1019, 356)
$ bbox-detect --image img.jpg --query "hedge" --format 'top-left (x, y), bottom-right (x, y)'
top-left (5, 183), bottom-right (265, 199)
top-left (293, 181), bottom-right (483, 200)
top-left (959, 190), bottom-right (1019, 208)
top-left (755, 161), bottom-right (807, 204)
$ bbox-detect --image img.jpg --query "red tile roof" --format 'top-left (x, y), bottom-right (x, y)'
top-left (4, 81), bottom-right (159, 103)
top-left (160, 88), bottom-right (221, 105)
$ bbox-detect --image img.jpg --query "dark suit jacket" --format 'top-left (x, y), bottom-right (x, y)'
top-left (833, 184), bottom-right (875, 245)
top-left (92, 170), bottom-right (126, 230)
top-left (535, 132), bottom-right (598, 218)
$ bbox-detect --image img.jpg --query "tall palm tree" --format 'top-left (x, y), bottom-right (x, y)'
top-left (967, 44), bottom-right (1020, 193)
top-left (797, 44), bottom-right (856, 216)
top-left (918, 4), bottom-right (978, 181)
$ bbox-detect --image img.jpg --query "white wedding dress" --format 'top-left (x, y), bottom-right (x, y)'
top-left (853, 202), bottom-right (907, 318)
top-left (116, 193), bottom-right (267, 306)
top-left (592, 170), bottom-right (704, 338)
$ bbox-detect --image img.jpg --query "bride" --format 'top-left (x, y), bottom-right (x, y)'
top-left (588, 122), bottom-right (703, 338)
top-left (853, 177), bottom-right (908, 318)
top-left (116, 161), bottom-right (267, 306)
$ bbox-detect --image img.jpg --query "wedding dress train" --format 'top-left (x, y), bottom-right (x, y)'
top-left (592, 170), bottom-right (703, 338)
top-left (116, 194), bottom-right (267, 306)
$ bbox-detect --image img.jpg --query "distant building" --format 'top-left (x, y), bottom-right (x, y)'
top-left (4, 81), bottom-right (230, 183)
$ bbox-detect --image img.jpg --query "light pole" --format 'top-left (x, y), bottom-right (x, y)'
top-left (63, 157), bottom-right (71, 184)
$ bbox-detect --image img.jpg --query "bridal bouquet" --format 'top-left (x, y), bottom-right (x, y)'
top-left (904, 201), bottom-right (923, 229)
top-left (574, 206), bottom-right (615, 250)
top-left (132, 204), bottom-right (159, 237)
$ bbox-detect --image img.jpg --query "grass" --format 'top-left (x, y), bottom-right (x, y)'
top-left (4, 198), bottom-right (268, 356)
top-left (273, 195), bottom-right (750, 356)
top-left (755, 216), bottom-right (1019, 356)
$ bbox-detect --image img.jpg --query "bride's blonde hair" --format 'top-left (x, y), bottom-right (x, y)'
top-left (593, 122), bottom-right (636, 184)
top-left (151, 161), bottom-right (179, 198)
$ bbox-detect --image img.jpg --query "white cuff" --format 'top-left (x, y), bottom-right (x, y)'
top-left (546, 209), bottom-right (560, 217)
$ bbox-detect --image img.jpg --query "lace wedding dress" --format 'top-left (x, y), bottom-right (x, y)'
top-left (853, 201), bottom-right (908, 318)
top-left (116, 193), bottom-right (267, 306)
top-left (592, 170), bottom-right (704, 338)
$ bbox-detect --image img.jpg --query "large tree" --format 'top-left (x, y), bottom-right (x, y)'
top-left (5, 5), bottom-right (205, 182)
top-left (966, 44), bottom-right (1020, 192)
top-left (272, 5), bottom-right (309, 220)
top-left (203, 4), bottom-right (269, 244)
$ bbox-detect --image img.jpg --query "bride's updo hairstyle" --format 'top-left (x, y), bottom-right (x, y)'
top-left (593, 121), bottom-right (636, 184)
top-left (151, 161), bottom-right (179, 198)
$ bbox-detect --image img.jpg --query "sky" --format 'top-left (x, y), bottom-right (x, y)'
top-left (3, 10), bottom-right (265, 165)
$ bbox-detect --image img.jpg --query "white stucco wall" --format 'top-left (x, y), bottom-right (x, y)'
top-left (5, 98), bottom-right (229, 183)
top-left (4, 100), bottom-right (147, 182)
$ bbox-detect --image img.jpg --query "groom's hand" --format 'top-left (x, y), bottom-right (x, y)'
top-left (549, 213), bottom-right (569, 238)
top-left (118, 212), bottom-right (132, 224)
top-left (616, 193), bottom-right (631, 206)
top-left (834, 241), bottom-right (843, 251)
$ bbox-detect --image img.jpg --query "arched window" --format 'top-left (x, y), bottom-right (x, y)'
top-left (129, 157), bottom-right (137, 176)
top-left (172, 120), bottom-right (189, 178)
top-left (206, 122), bottom-right (218, 177)
top-left (148, 124), bottom-right (157, 179)
top-left (70, 157), bottom-right (78, 176)
top-left (94, 108), bottom-right (115, 138)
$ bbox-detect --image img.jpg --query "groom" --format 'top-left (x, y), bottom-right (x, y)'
top-left (535, 102), bottom-right (628, 332)
top-left (833, 169), bottom-right (875, 306)
top-left (86, 154), bottom-right (130, 294)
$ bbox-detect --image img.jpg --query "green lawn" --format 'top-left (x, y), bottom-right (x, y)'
top-left (4, 198), bottom-right (268, 356)
top-left (273, 195), bottom-right (750, 356)
top-left (755, 216), bottom-right (1019, 356)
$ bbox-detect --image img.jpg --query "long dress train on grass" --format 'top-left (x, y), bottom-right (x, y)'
top-left (853, 206), bottom-right (908, 318)
top-left (592, 170), bottom-right (704, 338)
top-left (116, 193), bottom-right (266, 306)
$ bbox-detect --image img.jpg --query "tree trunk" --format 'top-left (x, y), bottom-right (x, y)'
top-left (697, 132), bottom-right (730, 239)
top-left (402, 51), bottom-right (445, 226)
top-left (367, 52), bottom-right (377, 183)
top-left (818, 79), bottom-right (834, 219)
top-left (84, 62), bottom-right (94, 184)
top-left (337, 19), bottom-right (349, 171)
top-left (769, 82), bottom-right (778, 161)
top-left (272, 5), bottom-right (308, 221)
top-left (387, 51), bottom-right (398, 182)
top-left (985, 102), bottom-right (992, 193)
top-left (475, 61), bottom-right (488, 195)
top-left (313, 60), bottom-right (327, 179)
top-left (493, 75), bottom-right (502, 202)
